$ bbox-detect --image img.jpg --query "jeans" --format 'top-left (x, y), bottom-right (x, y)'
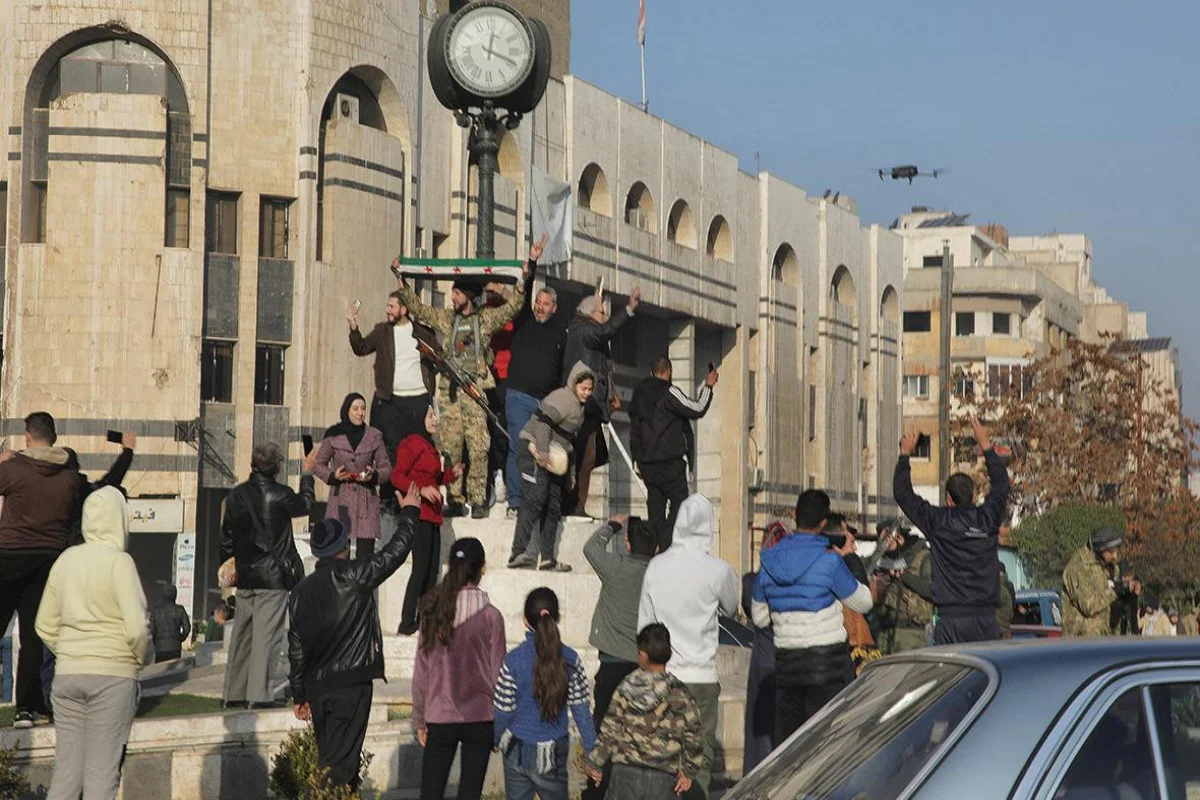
top-left (606, 763), bottom-right (677, 800)
top-left (504, 389), bottom-right (541, 510)
top-left (0, 552), bottom-right (57, 714)
top-left (510, 449), bottom-right (564, 562)
top-left (420, 720), bottom-right (493, 800)
top-left (640, 458), bottom-right (689, 552)
top-left (502, 736), bottom-right (569, 800)
top-left (583, 659), bottom-right (639, 800)
top-left (0, 635), bottom-right (11, 703)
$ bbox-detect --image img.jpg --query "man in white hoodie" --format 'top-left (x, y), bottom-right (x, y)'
top-left (637, 494), bottom-right (738, 800)
top-left (36, 486), bottom-right (149, 800)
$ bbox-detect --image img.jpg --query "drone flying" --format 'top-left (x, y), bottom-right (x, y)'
top-left (878, 165), bottom-right (944, 184)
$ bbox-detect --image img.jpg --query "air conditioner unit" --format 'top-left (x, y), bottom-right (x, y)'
top-left (334, 93), bottom-right (360, 123)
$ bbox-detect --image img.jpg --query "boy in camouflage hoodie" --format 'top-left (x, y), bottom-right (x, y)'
top-left (586, 623), bottom-right (706, 800)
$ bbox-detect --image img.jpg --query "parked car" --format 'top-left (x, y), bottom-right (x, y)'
top-left (1013, 589), bottom-right (1063, 639)
top-left (727, 637), bottom-right (1200, 799)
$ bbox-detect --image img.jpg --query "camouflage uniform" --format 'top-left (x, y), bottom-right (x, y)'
top-left (587, 668), bottom-right (706, 785)
top-left (398, 281), bottom-right (523, 507)
top-left (996, 577), bottom-right (1014, 639)
top-left (1061, 545), bottom-right (1118, 637)
top-left (879, 545), bottom-right (934, 654)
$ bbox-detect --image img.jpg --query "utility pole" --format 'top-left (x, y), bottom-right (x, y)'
top-left (938, 240), bottom-right (954, 503)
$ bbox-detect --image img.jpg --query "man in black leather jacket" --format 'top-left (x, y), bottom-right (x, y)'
top-left (288, 482), bottom-right (421, 791)
top-left (220, 443), bottom-right (316, 709)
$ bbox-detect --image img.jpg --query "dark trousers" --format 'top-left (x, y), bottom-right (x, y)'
top-left (0, 552), bottom-right (57, 714)
top-left (485, 384), bottom-right (507, 508)
top-left (640, 458), bottom-right (689, 552)
top-left (353, 537), bottom-right (376, 561)
top-left (510, 449), bottom-right (564, 562)
top-left (934, 613), bottom-right (1001, 645)
top-left (775, 680), bottom-right (845, 744)
top-left (401, 521), bottom-right (441, 632)
top-left (154, 650), bottom-right (182, 664)
top-left (582, 659), bottom-right (639, 800)
top-left (372, 393), bottom-right (432, 504)
top-left (606, 763), bottom-right (677, 800)
top-left (311, 682), bottom-right (373, 790)
top-left (420, 720), bottom-right (493, 800)
top-left (565, 412), bottom-right (604, 516)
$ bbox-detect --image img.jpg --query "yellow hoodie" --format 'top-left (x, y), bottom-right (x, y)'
top-left (36, 487), bottom-right (149, 679)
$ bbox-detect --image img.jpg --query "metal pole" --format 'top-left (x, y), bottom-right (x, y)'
top-left (473, 109), bottom-right (500, 260)
top-left (938, 241), bottom-right (953, 503)
top-left (640, 42), bottom-right (648, 112)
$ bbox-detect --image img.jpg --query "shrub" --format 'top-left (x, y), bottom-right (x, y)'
top-left (1010, 503), bottom-right (1127, 590)
top-left (269, 723), bottom-right (373, 799)
top-left (0, 744), bottom-right (30, 800)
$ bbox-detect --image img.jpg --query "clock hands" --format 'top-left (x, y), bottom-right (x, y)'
top-left (484, 46), bottom-right (519, 68)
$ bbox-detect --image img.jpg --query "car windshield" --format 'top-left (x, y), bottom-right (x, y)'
top-left (727, 660), bottom-right (989, 800)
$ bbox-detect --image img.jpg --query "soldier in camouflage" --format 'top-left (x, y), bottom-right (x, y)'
top-left (586, 623), bottom-right (706, 800)
top-left (396, 241), bottom-right (542, 517)
top-left (876, 533), bottom-right (934, 654)
top-left (1062, 526), bottom-right (1140, 637)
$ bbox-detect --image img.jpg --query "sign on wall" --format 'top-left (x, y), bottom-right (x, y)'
top-left (127, 498), bottom-right (184, 534)
top-left (175, 534), bottom-right (196, 617)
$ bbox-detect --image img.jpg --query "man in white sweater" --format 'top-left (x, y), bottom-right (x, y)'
top-left (638, 494), bottom-right (738, 800)
top-left (751, 489), bottom-right (872, 745)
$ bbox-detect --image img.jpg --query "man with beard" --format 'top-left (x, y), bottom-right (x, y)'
top-left (396, 241), bottom-right (540, 518)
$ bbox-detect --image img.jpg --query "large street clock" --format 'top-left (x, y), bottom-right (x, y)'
top-left (429, 0), bottom-right (551, 116)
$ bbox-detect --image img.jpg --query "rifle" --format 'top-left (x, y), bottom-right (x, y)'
top-left (416, 339), bottom-right (511, 442)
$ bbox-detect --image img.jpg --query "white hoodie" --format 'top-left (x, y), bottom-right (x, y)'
top-left (637, 495), bottom-right (739, 684)
top-left (36, 487), bottom-right (149, 679)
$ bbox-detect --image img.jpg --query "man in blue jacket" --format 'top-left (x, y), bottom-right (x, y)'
top-left (752, 490), bottom-right (871, 744)
top-left (893, 416), bottom-right (1010, 645)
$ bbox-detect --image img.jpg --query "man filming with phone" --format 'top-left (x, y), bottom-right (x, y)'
top-left (629, 357), bottom-right (718, 552)
top-left (893, 417), bottom-right (1011, 645)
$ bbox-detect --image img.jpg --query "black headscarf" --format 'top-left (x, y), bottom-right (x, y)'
top-left (416, 400), bottom-right (437, 447)
top-left (325, 393), bottom-right (367, 451)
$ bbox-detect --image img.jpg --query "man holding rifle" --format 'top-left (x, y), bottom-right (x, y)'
top-left (395, 238), bottom-right (544, 518)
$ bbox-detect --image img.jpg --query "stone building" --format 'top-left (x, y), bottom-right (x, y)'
top-left (0, 0), bottom-right (902, 620)
top-left (896, 209), bottom-right (1170, 501)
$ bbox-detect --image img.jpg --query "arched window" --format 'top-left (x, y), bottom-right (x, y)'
top-left (624, 181), bottom-right (655, 232)
top-left (577, 163), bottom-right (611, 217)
top-left (706, 215), bottom-right (733, 261)
top-left (880, 286), bottom-right (899, 323)
top-left (773, 243), bottom-right (799, 287)
top-left (831, 265), bottom-right (857, 309)
top-left (25, 36), bottom-right (191, 245)
top-left (666, 199), bottom-right (696, 249)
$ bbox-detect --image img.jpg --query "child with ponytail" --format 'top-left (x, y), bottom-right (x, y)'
top-left (412, 538), bottom-right (506, 800)
top-left (493, 588), bottom-right (597, 800)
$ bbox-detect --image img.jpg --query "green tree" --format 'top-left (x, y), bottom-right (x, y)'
top-left (1010, 503), bottom-right (1127, 589)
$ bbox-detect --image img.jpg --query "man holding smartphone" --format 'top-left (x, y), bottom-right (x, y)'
top-left (629, 357), bottom-right (718, 552)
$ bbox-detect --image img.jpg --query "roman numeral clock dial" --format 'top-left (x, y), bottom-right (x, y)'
top-left (446, 5), bottom-right (534, 99)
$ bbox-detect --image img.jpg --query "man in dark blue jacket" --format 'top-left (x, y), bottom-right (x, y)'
top-left (893, 417), bottom-right (1010, 645)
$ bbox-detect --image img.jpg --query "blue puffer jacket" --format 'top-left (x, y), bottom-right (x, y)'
top-left (755, 534), bottom-right (862, 614)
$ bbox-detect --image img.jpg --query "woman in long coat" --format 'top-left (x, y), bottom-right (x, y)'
top-left (313, 393), bottom-right (392, 559)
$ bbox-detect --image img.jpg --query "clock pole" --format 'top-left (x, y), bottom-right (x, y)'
top-left (471, 106), bottom-right (502, 261)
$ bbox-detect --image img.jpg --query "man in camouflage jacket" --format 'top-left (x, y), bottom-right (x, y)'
top-left (587, 623), bottom-right (706, 800)
top-left (1062, 526), bottom-right (1138, 637)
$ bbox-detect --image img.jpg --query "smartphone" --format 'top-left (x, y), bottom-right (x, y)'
top-left (302, 434), bottom-right (314, 456)
top-left (106, 429), bottom-right (123, 445)
top-left (353, 298), bottom-right (362, 311)
top-left (916, 432), bottom-right (931, 452)
top-left (707, 361), bottom-right (716, 373)
top-left (825, 532), bottom-right (847, 549)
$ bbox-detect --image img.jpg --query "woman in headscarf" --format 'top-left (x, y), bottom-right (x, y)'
top-left (313, 393), bottom-right (391, 559)
top-left (742, 520), bottom-right (788, 773)
top-left (391, 403), bottom-right (463, 635)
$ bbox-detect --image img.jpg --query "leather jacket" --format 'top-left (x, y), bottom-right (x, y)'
top-left (220, 472), bottom-right (315, 591)
top-left (287, 506), bottom-right (419, 704)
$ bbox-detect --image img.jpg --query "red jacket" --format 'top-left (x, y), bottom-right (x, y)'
top-left (391, 434), bottom-right (453, 524)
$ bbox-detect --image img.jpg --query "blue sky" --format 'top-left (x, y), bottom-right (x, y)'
top-left (570, 0), bottom-right (1200, 417)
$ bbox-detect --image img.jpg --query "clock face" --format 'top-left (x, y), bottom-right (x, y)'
top-left (446, 5), bottom-right (534, 99)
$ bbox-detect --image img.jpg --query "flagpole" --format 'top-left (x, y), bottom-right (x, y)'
top-left (638, 0), bottom-right (648, 112)
top-left (640, 40), bottom-right (648, 112)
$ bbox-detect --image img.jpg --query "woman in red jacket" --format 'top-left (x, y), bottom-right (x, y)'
top-left (392, 404), bottom-right (462, 635)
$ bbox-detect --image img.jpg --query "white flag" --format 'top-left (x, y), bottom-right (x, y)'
top-left (530, 166), bottom-right (573, 265)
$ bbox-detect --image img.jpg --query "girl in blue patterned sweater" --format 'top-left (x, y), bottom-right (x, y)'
top-left (493, 587), bottom-right (597, 800)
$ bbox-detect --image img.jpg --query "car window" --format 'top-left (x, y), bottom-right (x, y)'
top-left (1146, 683), bottom-right (1200, 800)
top-left (1054, 688), bottom-right (1158, 800)
top-left (727, 660), bottom-right (988, 800)
top-left (1014, 601), bottom-right (1044, 625)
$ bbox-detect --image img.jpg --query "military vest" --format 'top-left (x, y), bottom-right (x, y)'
top-left (882, 546), bottom-right (934, 627)
top-left (448, 312), bottom-right (496, 389)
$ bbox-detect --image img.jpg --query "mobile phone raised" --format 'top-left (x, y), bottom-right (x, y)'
top-left (106, 430), bottom-right (123, 445)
